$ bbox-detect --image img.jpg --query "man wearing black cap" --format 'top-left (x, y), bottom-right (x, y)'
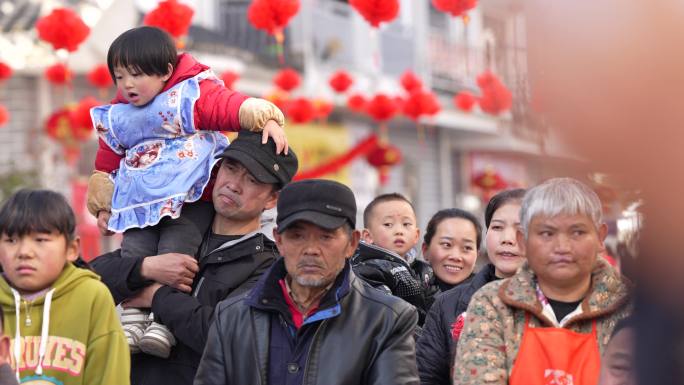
top-left (194, 179), bottom-right (420, 385)
top-left (91, 131), bottom-right (298, 385)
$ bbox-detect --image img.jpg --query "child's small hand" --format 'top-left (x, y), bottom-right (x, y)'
top-left (97, 211), bottom-right (114, 236)
top-left (262, 120), bottom-right (289, 155)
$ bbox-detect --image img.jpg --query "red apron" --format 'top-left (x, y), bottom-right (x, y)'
top-left (509, 314), bottom-right (601, 385)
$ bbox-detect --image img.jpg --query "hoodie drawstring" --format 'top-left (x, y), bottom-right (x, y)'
top-left (10, 287), bottom-right (56, 380)
top-left (10, 288), bottom-right (20, 382)
top-left (35, 288), bottom-right (54, 375)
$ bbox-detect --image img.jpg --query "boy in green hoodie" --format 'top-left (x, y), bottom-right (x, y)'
top-left (0, 189), bottom-right (130, 385)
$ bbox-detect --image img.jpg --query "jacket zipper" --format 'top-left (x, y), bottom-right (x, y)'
top-left (302, 320), bottom-right (328, 385)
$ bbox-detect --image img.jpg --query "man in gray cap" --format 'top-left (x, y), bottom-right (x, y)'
top-left (194, 179), bottom-right (420, 385)
top-left (91, 131), bottom-right (298, 385)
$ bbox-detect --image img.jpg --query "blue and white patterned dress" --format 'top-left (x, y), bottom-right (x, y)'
top-left (91, 71), bottom-right (228, 232)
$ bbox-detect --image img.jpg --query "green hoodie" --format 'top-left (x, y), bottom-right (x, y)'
top-left (0, 263), bottom-right (130, 385)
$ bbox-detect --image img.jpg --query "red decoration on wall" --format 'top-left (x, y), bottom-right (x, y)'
top-left (399, 70), bottom-right (423, 93)
top-left (402, 90), bottom-right (441, 121)
top-left (432, 0), bottom-right (477, 19)
top-left (220, 70), bottom-right (240, 90)
top-left (349, 0), bottom-right (400, 28)
top-left (273, 68), bottom-right (301, 92)
top-left (144, 0), bottom-right (194, 38)
top-left (36, 7), bottom-right (90, 52)
top-left (71, 97), bottom-right (100, 137)
top-left (45, 63), bottom-right (72, 85)
top-left (454, 91), bottom-right (477, 112)
top-left (0, 105), bottom-right (9, 127)
top-left (0, 62), bottom-right (12, 82)
top-left (472, 168), bottom-right (508, 191)
top-left (286, 97), bottom-right (316, 124)
top-left (294, 134), bottom-right (379, 181)
top-left (366, 93), bottom-right (398, 122)
top-left (329, 70), bottom-right (353, 93)
top-left (247, 0), bottom-right (300, 35)
top-left (347, 94), bottom-right (367, 112)
top-left (366, 143), bottom-right (402, 184)
top-left (87, 64), bottom-right (113, 89)
top-left (476, 71), bottom-right (512, 115)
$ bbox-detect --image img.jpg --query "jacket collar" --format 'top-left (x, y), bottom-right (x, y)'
top-left (247, 258), bottom-right (352, 320)
top-left (352, 242), bottom-right (411, 269)
top-left (498, 258), bottom-right (631, 327)
top-left (200, 231), bottom-right (276, 264)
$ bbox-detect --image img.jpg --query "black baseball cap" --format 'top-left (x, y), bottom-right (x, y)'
top-left (276, 179), bottom-right (357, 233)
top-left (216, 131), bottom-right (298, 188)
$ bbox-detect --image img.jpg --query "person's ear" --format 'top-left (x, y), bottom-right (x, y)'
top-left (516, 229), bottom-right (526, 257)
top-left (66, 237), bottom-right (80, 263)
top-left (0, 335), bottom-right (10, 364)
top-left (273, 227), bottom-right (283, 251)
top-left (162, 63), bottom-right (174, 82)
top-left (345, 230), bottom-right (361, 258)
top-left (421, 242), bottom-right (430, 262)
top-left (264, 190), bottom-right (279, 211)
top-left (597, 223), bottom-right (609, 253)
top-left (361, 228), bottom-right (373, 244)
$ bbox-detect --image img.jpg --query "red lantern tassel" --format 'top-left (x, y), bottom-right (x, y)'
top-left (379, 166), bottom-right (390, 185)
top-left (275, 29), bottom-right (285, 65)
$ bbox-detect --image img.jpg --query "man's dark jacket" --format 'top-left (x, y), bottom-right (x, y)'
top-left (91, 230), bottom-right (277, 385)
top-left (416, 263), bottom-right (498, 385)
top-left (194, 258), bottom-right (421, 385)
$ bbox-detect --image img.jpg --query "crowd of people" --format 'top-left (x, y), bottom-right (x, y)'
top-left (0, 26), bottom-right (638, 385)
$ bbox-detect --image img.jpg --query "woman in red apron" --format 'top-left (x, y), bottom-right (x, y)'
top-left (453, 178), bottom-right (631, 385)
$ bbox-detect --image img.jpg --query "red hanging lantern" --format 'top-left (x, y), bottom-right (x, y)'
top-left (399, 70), bottom-right (423, 93)
top-left (87, 64), bottom-right (113, 89)
top-left (36, 7), bottom-right (90, 52)
top-left (347, 94), bottom-right (367, 112)
top-left (247, 0), bottom-right (300, 35)
top-left (45, 104), bottom-right (93, 144)
top-left (329, 70), bottom-right (353, 93)
top-left (0, 105), bottom-right (9, 127)
top-left (220, 70), bottom-right (240, 90)
top-left (366, 93), bottom-right (398, 122)
top-left (431, 0), bottom-right (477, 20)
top-left (402, 90), bottom-right (441, 121)
top-left (366, 143), bottom-right (402, 184)
top-left (70, 97), bottom-right (100, 139)
top-left (286, 97), bottom-right (316, 124)
top-left (45, 108), bottom-right (75, 141)
top-left (477, 71), bottom-right (512, 115)
top-left (393, 96), bottom-right (406, 113)
top-left (313, 99), bottom-right (334, 120)
top-left (247, 0), bottom-right (300, 64)
top-left (144, 0), bottom-right (194, 38)
top-left (454, 91), bottom-right (477, 112)
top-left (273, 68), bottom-right (301, 92)
top-left (45, 63), bottom-right (72, 85)
top-left (0, 62), bottom-right (12, 82)
top-left (349, 0), bottom-right (400, 28)
top-left (472, 168), bottom-right (508, 191)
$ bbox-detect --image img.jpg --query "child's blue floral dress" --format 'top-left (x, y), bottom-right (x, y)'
top-left (91, 71), bottom-right (228, 232)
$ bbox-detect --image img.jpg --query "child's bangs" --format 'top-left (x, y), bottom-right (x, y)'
top-left (0, 190), bottom-right (75, 240)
